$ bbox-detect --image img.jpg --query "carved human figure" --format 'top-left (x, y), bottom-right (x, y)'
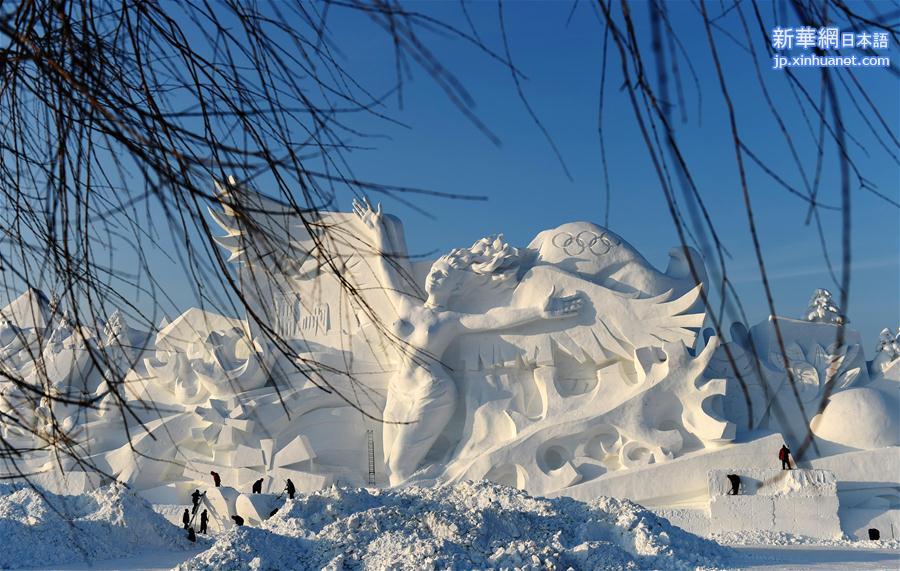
top-left (354, 199), bottom-right (583, 485)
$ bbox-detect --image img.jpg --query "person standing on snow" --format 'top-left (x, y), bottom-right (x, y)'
top-left (182, 508), bottom-right (190, 529)
top-left (285, 478), bottom-right (296, 500)
top-left (199, 509), bottom-right (209, 534)
top-left (778, 444), bottom-right (793, 470)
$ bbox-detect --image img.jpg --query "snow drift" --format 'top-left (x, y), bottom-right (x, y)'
top-left (0, 482), bottom-right (198, 569)
top-left (181, 480), bottom-right (731, 570)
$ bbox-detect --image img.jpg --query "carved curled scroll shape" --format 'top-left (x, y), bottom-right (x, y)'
top-left (551, 230), bottom-right (620, 256)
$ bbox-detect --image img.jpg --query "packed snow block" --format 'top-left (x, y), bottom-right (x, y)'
top-left (708, 468), bottom-right (837, 498)
top-left (269, 466), bottom-right (333, 493)
top-left (215, 425), bottom-right (238, 448)
top-left (557, 434), bottom-right (783, 507)
top-left (227, 418), bottom-right (255, 432)
top-left (842, 507), bottom-right (900, 540)
top-left (182, 462), bottom-right (263, 490)
top-left (810, 447), bottom-right (900, 484)
top-left (273, 435), bottom-right (316, 468)
top-left (707, 469), bottom-right (842, 539)
top-left (231, 444), bottom-right (266, 468)
top-left (708, 494), bottom-right (774, 533)
top-left (775, 496), bottom-right (842, 538)
top-left (203, 486), bottom-right (242, 531)
top-left (260, 438), bottom-right (275, 469)
top-left (105, 412), bottom-right (198, 490)
top-left (234, 493), bottom-right (282, 526)
top-left (141, 483), bottom-right (185, 505)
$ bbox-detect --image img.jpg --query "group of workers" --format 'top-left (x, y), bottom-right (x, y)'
top-left (184, 445), bottom-right (798, 541)
top-left (181, 489), bottom-right (209, 542)
top-left (180, 472), bottom-right (297, 541)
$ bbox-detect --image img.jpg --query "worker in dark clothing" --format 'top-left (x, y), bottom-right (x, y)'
top-left (726, 474), bottom-right (741, 495)
top-left (187, 527), bottom-right (196, 542)
top-left (199, 509), bottom-right (209, 534)
top-left (191, 489), bottom-right (202, 514)
top-left (231, 515), bottom-right (244, 527)
top-left (182, 508), bottom-right (190, 529)
top-left (285, 478), bottom-right (296, 500)
top-left (252, 478), bottom-right (264, 494)
top-left (210, 470), bottom-right (221, 487)
top-left (778, 444), bottom-right (793, 470)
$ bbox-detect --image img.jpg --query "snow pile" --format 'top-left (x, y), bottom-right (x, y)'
top-left (0, 482), bottom-right (199, 568)
top-left (712, 530), bottom-right (900, 549)
top-left (181, 480), bottom-right (731, 570)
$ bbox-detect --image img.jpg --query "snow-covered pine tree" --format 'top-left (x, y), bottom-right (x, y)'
top-left (804, 288), bottom-right (847, 325)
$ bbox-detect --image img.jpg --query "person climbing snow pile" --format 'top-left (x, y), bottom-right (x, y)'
top-left (285, 478), bottom-right (295, 500)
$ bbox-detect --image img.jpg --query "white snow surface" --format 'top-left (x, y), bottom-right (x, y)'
top-left (180, 480), bottom-right (732, 570)
top-left (712, 529), bottom-right (900, 548)
top-left (0, 482), bottom-right (200, 569)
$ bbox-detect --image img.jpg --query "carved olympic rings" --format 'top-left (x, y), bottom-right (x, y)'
top-left (551, 230), bottom-right (619, 256)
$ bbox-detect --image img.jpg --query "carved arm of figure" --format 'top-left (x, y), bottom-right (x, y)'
top-left (459, 286), bottom-right (584, 333)
top-left (353, 198), bottom-right (420, 303)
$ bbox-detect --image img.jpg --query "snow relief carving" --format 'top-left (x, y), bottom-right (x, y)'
top-left (0, 180), bottom-right (895, 508)
top-left (205, 182), bottom-right (724, 492)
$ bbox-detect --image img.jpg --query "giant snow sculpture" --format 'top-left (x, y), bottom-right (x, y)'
top-left (0, 180), bottom-right (897, 539)
top-left (207, 183), bottom-right (720, 493)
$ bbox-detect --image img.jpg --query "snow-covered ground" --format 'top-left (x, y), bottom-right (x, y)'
top-left (715, 531), bottom-right (900, 570)
top-left (712, 530), bottom-right (900, 548)
top-left (1, 481), bottom-right (897, 570)
top-left (178, 480), bottom-right (730, 570)
top-left (729, 545), bottom-right (900, 570)
top-left (0, 482), bottom-right (202, 569)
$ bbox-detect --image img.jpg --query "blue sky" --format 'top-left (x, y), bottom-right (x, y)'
top-left (16, 1), bottom-right (894, 350)
top-left (273, 1), bottom-right (896, 349)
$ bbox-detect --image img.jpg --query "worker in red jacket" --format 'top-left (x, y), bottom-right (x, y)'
top-left (210, 470), bottom-right (221, 487)
top-left (778, 444), bottom-right (792, 470)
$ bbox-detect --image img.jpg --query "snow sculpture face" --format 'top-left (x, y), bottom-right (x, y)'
top-left (424, 259), bottom-right (463, 307)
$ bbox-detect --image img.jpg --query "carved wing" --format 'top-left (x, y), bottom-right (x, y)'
top-left (452, 265), bottom-right (705, 371)
top-left (434, 264), bottom-right (725, 495)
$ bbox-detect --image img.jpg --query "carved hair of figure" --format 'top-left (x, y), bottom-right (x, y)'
top-left (425, 236), bottom-right (523, 308)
